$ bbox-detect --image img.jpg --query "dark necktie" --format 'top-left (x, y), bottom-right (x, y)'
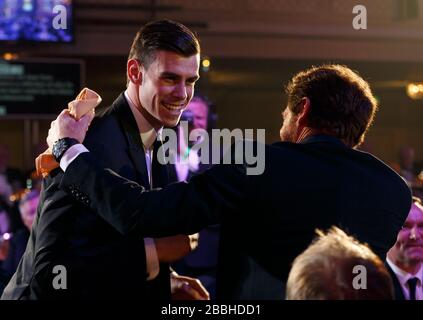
top-left (407, 277), bottom-right (418, 300)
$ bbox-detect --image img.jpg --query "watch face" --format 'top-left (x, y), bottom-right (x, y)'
top-left (53, 139), bottom-right (66, 161)
top-left (53, 138), bottom-right (78, 162)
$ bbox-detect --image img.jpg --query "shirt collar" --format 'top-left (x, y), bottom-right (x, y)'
top-left (386, 256), bottom-right (423, 286)
top-left (124, 90), bottom-right (162, 150)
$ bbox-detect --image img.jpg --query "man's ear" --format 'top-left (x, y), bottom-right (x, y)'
top-left (297, 97), bottom-right (311, 127)
top-left (127, 59), bottom-right (143, 85)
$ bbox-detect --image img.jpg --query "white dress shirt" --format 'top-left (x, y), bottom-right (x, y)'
top-left (386, 256), bottom-right (423, 300)
top-left (60, 90), bottom-right (161, 280)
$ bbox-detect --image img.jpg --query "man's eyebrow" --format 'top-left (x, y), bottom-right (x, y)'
top-left (160, 72), bottom-right (200, 82)
top-left (161, 72), bottom-right (180, 78)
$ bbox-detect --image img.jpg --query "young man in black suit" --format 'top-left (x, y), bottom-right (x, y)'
top-left (44, 64), bottom-right (412, 299)
top-left (1, 20), bottom-right (208, 300)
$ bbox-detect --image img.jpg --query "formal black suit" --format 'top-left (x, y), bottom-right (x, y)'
top-left (54, 135), bottom-right (412, 300)
top-left (386, 263), bottom-right (406, 300)
top-left (1, 94), bottom-right (175, 299)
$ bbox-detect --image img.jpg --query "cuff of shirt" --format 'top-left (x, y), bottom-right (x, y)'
top-left (60, 144), bottom-right (89, 171)
top-left (144, 237), bottom-right (160, 280)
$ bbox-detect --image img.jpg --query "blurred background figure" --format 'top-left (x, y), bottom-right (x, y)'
top-left (399, 145), bottom-right (417, 184)
top-left (0, 144), bottom-right (24, 196)
top-left (398, 146), bottom-right (423, 198)
top-left (286, 227), bottom-right (394, 300)
top-left (0, 189), bottom-right (39, 296)
top-left (173, 94), bottom-right (216, 181)
top-left (387, 197), bottom-right (423, 300)
top-left (19, 190), bottom-right (39, 232)
top-left (0, 196), bottom-right (13, 295)
top-left (172, 94), bottom-right (220, 299)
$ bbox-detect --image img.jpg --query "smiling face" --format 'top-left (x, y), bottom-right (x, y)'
top-left (394, 203), bottom-right (423, 266)
top-left (137, 51), bottom-right (200, 128)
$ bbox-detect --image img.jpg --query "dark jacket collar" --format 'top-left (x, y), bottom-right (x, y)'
top-left (105, 92), bottom-right (171, 188)
top-left (104, 93), bottom-right (151, 187)
top-left (300, 135), bottom-right (347, 148)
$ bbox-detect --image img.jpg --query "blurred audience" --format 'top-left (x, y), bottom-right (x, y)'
top-left (399, 146), bottom-right (417, 184)
top-left (386, 197), bottom-right (423, 300)
top-left (172, 95), bottom-right (220, 299)
top-left (0, 197), bottom-right (13, 294)
top-left (0, 144), bottom-right (25, 196)
top-left (286, 226), bottom-right (394, 300)
top-left (0, 190), bottom-right (39, 296)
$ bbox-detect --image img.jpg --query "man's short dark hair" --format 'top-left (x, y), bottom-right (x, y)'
top-left (128, 19), bottom-right (200, 69)
top-left (286, 64), bottom-right (378, 147)
top-left (286, 227), bottom-right (394, 300)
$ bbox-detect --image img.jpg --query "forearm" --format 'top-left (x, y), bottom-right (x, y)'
top-left (59, 152), bottom-right (230, 237)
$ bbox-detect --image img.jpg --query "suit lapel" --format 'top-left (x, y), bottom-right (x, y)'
top-left (112, 94), bottom-right (150, 188)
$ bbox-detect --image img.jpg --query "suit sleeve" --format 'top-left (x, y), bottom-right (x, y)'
top-left (26, 172), bottom-right (79, 298)
top-left (59, 151), bottom-right (248, 238)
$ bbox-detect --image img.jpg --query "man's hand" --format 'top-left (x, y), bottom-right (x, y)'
top-left (155, 234), bottom-right (199, 263)
top-left (47, 109), bottom-right (95, 148)
top-left (171, 273), bottom-right (210, 300)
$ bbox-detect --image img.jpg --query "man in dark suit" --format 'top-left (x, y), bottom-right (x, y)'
top-left (1, 20), bottom-right (208, 300)
top-left (44, 64), bottom-right (412, 299)
top-left (386, 197), bottom-right (423, 300)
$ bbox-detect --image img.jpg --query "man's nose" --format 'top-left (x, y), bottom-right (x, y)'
top-left (410, 226), bottom-right (419, 240)
top-left (173, 83), bottom-right (188, 101)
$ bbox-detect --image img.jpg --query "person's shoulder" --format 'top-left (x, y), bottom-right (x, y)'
top-left (85, 109), bottom-right (122, 146)
top-left (351, 149), bottom-right (412, 199)
top-left (86, 93), bottom-right (128, 138)
top-left (352, 148), bottom-right (405, 179)
top-left (89, 108), bottom-right (120, 133)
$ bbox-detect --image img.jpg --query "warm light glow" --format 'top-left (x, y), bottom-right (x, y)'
top-left (202, 58), bottom-right (210, 68)
top-left (407, 83), bottom-right (423, 99)
top-left (3, 53), bottom-right (18, 61)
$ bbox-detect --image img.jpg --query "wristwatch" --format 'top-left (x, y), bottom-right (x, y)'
top-left (52, 138), bottom-right (80, 162)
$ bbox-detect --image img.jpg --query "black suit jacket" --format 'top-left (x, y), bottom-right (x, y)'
top-left (54, 135), bottom-right (412, 300)
top-left (1, 94), bottom-right (174, 299)
top-left (386, 263), bottom-right (406, 300)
